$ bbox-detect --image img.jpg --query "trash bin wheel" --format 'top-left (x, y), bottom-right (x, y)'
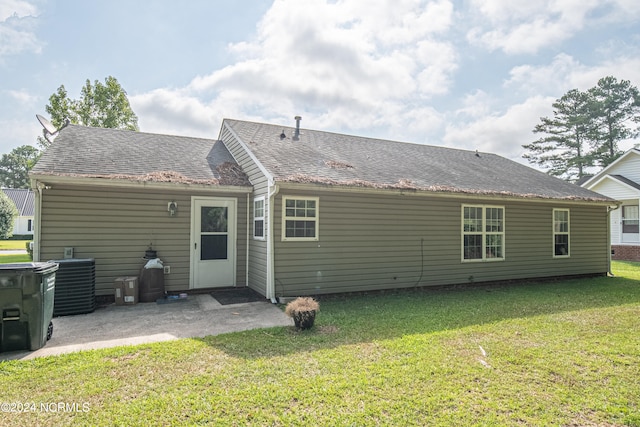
top-left (47, 321), bottom-right (53, 341)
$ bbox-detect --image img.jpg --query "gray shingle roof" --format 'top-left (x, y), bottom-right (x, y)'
top-left (31, 125), bottom-right (250, 186)
top-left (224, 119), bottom-right (612, 202)
top-left (1, 188), bottom-right (34, 216)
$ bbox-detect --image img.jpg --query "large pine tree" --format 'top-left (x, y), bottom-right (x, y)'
top-left (587, 76), bottom-right (640, 168)
top-left (522, 89), bottom-right (592, 181)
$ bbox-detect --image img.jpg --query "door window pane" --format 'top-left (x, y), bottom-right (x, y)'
top-left (201, 235), bottom-right (228, 260)
top-left (201, 207), bottom-right (227, 232)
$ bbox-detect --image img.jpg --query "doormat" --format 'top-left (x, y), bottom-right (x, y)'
top-left (210, 287), bottom-right (264, 305)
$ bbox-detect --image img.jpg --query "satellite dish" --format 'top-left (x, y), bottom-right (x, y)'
top-left (36, 114), bottom-right (58, 135)
top-left (36, 114), bottom-right (69, 143)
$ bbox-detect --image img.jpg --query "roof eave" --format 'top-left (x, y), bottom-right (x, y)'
top-left (30, 173), bottom-right (253, 193)
top-left (275, 181), bottom-right (615, 205)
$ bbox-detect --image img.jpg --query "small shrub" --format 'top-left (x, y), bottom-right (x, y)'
top-left (26, 241), bottom-right (33, 260)
top-left (285, 297), bottom-right (319, 330)
top-left (0, 192), bottom-right (17, 239)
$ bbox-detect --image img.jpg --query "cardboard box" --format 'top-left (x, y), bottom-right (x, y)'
top-left (114, 281), bottom-right (125, 305)
top-left (114, 276), bottom-right (138, 305)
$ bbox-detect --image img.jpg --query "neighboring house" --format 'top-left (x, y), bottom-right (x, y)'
top-left (30, 119), bottom-right (615, 300)
top-left (1, 188), bottom-right (34, 236)
top-left (581, 148), bottom-right (640, 261)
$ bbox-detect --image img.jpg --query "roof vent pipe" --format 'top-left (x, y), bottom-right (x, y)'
top-left (293, 116), bottom-right (301, 141)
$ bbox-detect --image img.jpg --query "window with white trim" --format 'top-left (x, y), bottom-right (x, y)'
top-left (282, 197), bottom-right (319, 241)
top-left (622, 205), bottom-right (639, 234)
top-left (553, 209), bottom-right (570, 257)
top-left (462, 205), bottom-right (505, 261)
top-left (253, 197), bottom-right (265, 239)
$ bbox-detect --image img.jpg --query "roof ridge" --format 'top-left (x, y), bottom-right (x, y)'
top-left (62, 123), bottom-right (220, 143)
top-left (224, 118), bottom-right (491, 156)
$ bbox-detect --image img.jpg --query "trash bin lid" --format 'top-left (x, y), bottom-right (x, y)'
top-left (0, 261), bottom-right (59, 274)
top-left (50, 258), bottom-right (95, 265)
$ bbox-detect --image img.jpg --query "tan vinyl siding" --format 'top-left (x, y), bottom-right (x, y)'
top-left (221, 125), bottom-right (270, 295)
top-left (272, 189), bottom-right (609, 297)
top-left (38, 185), bottom-right (248, 296)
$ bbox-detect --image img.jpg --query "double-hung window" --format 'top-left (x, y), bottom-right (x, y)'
top-left (462, 205), bottom-right (505, 261)
top-left (253, 197), bottom-right (265, 239)
top-left (553, 209), bottom-right (570, 257)
top-left (622, 205), bottom-right (639, 234)
top-left (282, 197), bottom-right (319, 241)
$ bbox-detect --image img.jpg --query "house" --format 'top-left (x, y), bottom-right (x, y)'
top-left (1, 188), bottom-right (34, 237)
top-left (581, 148), bottom-right (640, 261)
top-left (30, 118), bottom-right (616, 301)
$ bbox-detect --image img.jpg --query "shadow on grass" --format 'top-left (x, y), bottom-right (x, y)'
top-left (198, 262), bottom-right (640, 359)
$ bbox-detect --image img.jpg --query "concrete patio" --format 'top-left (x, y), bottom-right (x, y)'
top-left (1, 294), bottom-right (292, 361)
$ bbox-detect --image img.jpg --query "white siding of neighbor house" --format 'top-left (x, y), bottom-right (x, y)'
top-left (590, 178), bottom-right (639, 201)
top-left (270, 188), bottom-right (609, 297)
top-left (13, 216), bottom-right (34, 236)
top-left (610, 206), bottom-right (622, 245)
top-left (37, 184), bottom-right (248, 296)
top-left (604, 152), bottom-right (640, 183)
top-left (220, 123), bottom-right (271, 296)
top-left (589, 178), bottom-right (640, 245)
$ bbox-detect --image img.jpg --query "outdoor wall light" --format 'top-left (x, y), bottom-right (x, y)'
top-left (168, 201), bottom-right (178, 216)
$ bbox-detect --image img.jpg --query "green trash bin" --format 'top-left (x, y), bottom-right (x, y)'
top-left (0, 261), bottom-right (58, 352)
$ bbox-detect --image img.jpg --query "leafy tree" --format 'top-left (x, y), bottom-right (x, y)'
top-left (522, 89), bottom-right (592, 181)
top-left (0, 191), bottom-right (18, 239)
top-left (39, 76), bottom-right (139, 148)
top-left (0, 145), bottom-right (41, 189)
top-left (587, 76), bottom-right (640, 167)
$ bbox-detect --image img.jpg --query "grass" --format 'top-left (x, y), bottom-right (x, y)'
top-left (1, 262), bottom-right (639, 426)
top-left (0, 239), bottom-right (29, 250)
top-left (0, 240), bottom-right (31, 263)
top-left (0, 253), bottom-right (31, 263)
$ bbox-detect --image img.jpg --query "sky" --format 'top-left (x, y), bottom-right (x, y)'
top-left (1, 0), bottom-right (640, 169)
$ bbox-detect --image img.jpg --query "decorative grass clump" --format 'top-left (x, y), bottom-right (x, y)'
top-left (284, 297), bottom-right (319, 330)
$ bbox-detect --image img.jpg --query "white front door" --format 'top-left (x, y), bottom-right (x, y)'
top-left (190, 197), bottom-right (236, 288)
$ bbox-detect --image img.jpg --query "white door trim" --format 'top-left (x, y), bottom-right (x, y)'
top-left (189, 196), bottom-right (237, 289)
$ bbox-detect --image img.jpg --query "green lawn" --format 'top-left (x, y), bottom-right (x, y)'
top-left (0, 239), bottom-right (30, 250)
top-left (0, 253), bottom-right (31, 263)
top-left (1, 262), bottom-right (639, 426)
top-left (0, 240), bottom-right (31, 263)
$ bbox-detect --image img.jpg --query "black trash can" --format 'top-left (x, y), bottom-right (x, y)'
top-left (139, 265), bottom-right (165, 303)
top-left (0, 262), bottom-right (58, 352)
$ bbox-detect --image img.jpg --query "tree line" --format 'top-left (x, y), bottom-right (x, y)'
top-left (522, 76), bottom-right (640, 182)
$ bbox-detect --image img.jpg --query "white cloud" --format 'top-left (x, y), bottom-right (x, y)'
top-left (444, 96), bottom-right (555, 162)
top-left (0, 0), bottom-right (36, 20)
top-left (136, 0), bottom-right (458, 142)
top-left (0, 117), bottom-right (41, 153)
top-left (0, 0), bottom-right (41, 57)
top-left (506, 53), bottom-right (640, 97)
top-left (130, 88), bottom-right (221, 138)
top-left (6, 88), bottom-right (37, 105)
top-left (465, 0), bottom-right (629, 54)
